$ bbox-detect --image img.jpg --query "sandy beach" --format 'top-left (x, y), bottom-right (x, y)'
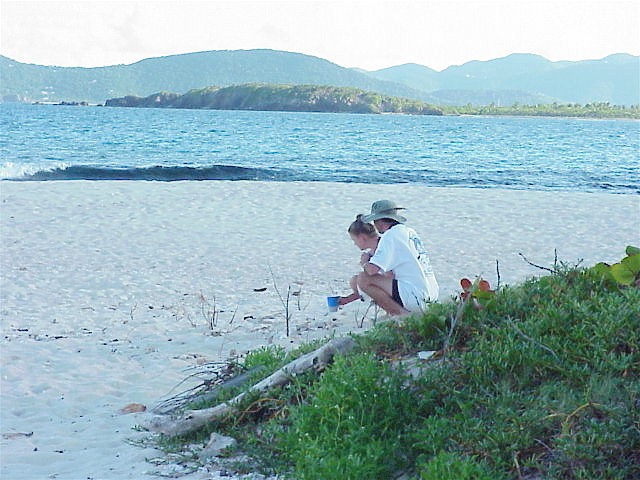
top-left (1, 180), bottom-right (638, 479)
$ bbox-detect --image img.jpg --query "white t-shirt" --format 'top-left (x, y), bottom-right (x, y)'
top-left (369, 224), bottom-right (439, 311)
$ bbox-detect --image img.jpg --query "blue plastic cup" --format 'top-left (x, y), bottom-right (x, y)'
top-left (327, 296), bottom-right (340, 312)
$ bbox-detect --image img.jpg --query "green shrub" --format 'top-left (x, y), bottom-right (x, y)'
top-left (279, 353), bottom-right (419, 479)
top-left (416, 452), bottom-right (497, 480)
top-left (243, 345), bottom-right (286, 371)
top-left (407, 262), bottom-right (640, 477)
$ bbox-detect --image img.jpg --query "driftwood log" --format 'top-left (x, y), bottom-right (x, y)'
top-left (148, 336), bottom-right (356, 436)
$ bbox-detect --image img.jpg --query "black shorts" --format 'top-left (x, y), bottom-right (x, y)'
top-left (392, 279), bottom-right (404, 307)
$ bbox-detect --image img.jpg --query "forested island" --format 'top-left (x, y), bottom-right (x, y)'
top-left (104, 83), bottom-right (639, 119)
top-left (105, 84), bottom-right (444, 115)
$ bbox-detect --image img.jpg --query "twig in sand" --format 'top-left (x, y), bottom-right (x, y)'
top-left (126, 303), bottom-right (137, 324)
top-left (496, 259), bottom-right (501, 290)
top-left (228, 304), bottom-right (239, 325)
top-left (184, 311), bottom-right (197, 328)
top-left (284, 286), bottom-right (291, 336)
top-left (300, 285), bottom-right (313, 312)
top-left (355, 300), bottom-right (376, 328)
top-left (292, 281), bottom-right (304, 311)
top-left (292, 283), bottom-right (312, 312)
top-left (169, 303), bottom-right (196, 328)
top-left (268, 265), bottom-right (292, 336)
top-left (199, 291), bottom-right (224, 332)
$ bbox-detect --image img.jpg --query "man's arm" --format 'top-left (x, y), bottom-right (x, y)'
top-left (361, 252), bottom-right (382, 275)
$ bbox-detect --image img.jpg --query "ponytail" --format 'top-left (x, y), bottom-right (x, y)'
top-left (348, 214), bottom-right (377, 237)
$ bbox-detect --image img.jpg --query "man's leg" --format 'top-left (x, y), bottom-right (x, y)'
top-left (356, 272), bottom-right (408, 316)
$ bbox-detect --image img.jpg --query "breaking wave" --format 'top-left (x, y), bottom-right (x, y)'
top-left (2, 164), bottom-right (293, 182)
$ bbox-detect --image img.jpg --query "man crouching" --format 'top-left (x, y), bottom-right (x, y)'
top-left (357, 199), bottom-right (439, 316)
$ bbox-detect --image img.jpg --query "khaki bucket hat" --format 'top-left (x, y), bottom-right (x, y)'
top-left (361, 199), bottom-right (407, 223)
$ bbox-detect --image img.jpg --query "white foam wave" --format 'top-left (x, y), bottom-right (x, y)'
top-left (0, 162), bottom-right (70, 180)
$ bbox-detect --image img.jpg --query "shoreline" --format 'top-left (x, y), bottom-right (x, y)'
top-left (1, 180), bottom-right (637, 196)
top-left (3, 102), bottom-right (639, 121)
top-left (1, 181), bottom-right (638, 479)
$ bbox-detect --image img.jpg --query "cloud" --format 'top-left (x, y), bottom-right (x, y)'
top-left (259, 23), bottom-right (291, 45)
top-left (1, 0), bottom-right (638, 70)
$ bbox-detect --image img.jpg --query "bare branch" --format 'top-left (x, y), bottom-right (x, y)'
top-left (518, 252), bottom-right (557, 274)
top-left (268, 265), bottom-right (292, 336)
top-left (356, 300), bottom-right (376, 328)
top-left (228, 304), bottom-right (239, 325)
top-left (505, 317), bottom-right (560, 361)
top-left (442, 288), bottom-right (470, 360)
top-left (148, 337), bottom-right (356, 436)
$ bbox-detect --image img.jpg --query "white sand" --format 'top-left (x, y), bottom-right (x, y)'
top-left (1, 181), bottom-right (638, 479)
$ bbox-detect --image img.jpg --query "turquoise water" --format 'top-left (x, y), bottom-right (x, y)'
top-left (1, 103), bottom-right (638, 192)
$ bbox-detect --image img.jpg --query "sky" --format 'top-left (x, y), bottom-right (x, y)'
top-left (1, 0), bottom-right (638, 71)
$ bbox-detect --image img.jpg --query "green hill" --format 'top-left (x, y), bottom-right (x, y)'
top-left (368, 63), bottom-right (440, 92)
top-left (0, 49), bottom-right (433, 105)
top-left (2, 50), bottom-right (637, 106)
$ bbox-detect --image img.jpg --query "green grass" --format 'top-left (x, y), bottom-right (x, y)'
top-left (155, 258), bottom-right (640, 479)
top-left (282, 352), bottom-right (423, 479)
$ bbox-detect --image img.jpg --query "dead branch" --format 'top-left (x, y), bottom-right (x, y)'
top-left (292, 282), bottom-right (303, 311)
top-left (199, 291), bottom-right (219, 331)
top-left (268, 265), bottom-right (292, 336)
top-left (356, 300), bottom-right (376, 328)
top-left (442, 287), bottom-right (471, 360)
top-left (228, 304), bottom-right (239, 325)
top-left (518, 251), bottom-right (558, 274)
top-left (506, 317), bottom-right (560, 361)
top-left (147, 336), bottom-right (356, 436)
top-left (152, 361), bottom-right (238, 415)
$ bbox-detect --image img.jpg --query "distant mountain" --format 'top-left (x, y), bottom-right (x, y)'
top-left (104, 84), bottom-right (443, 115)
top-left (366, 53), bottom-right (640, 105)
top-left (0, 49), bottom-right (434, 105)
top-left (429, 89), bottom-right (557, 107)
top-left (1, 50), bottom-right (638, 106)
top-left (520, 54), bottom-right (640, 105)
top-left (366, 63), bottom-right (440, 92)
top-left (437, 53), bottom-right (559, 87)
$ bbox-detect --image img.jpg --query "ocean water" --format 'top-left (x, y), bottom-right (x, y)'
top-left (1, 103), bottom-right (638, 193)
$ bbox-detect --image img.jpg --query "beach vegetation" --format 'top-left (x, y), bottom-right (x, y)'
top-left (147, 248), bottom-right (640, 479)
top-left (591, 245), bottom-right (640, 288)
top-left (441, 101), bottom-right (640, 119)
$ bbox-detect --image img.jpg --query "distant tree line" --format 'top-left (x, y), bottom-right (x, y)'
top-left (441, 102), bottom-right (640, 119)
